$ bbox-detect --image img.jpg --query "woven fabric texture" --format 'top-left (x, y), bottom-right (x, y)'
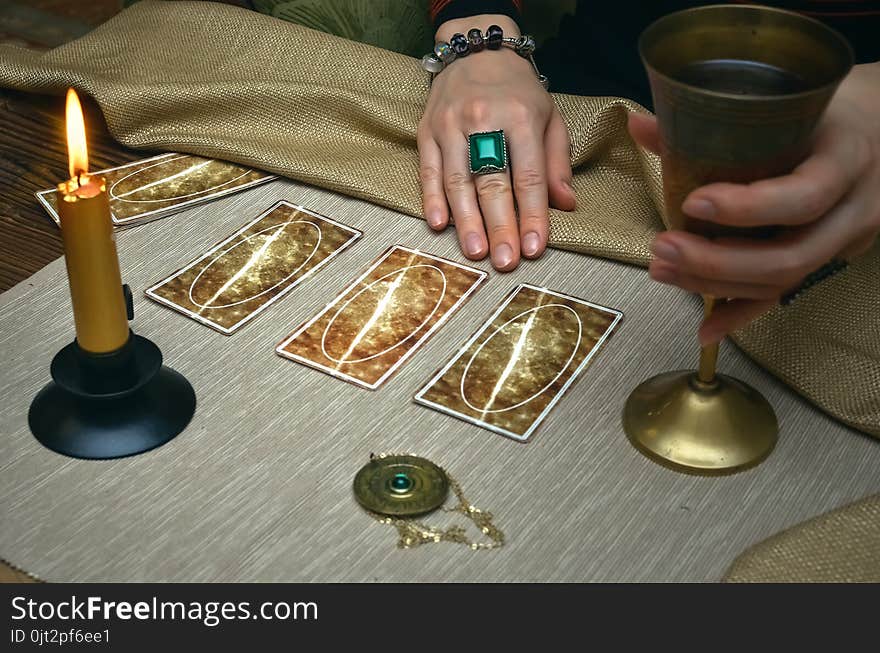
top-left (0, 2), bottom-right (876, 424)
top-left (725, 494), bottom-right (880, 582)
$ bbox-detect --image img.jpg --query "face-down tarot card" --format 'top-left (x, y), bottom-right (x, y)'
top-left (276, 245), bottom-right (487, 389)
top-left (146, 201), bottom-right (361, 334)
top-left (37, 153), bottom-right (275, 228)
top-left (414, 284), bottom-right (622, 442)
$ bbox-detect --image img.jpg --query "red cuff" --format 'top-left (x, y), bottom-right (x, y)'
top-left (430, 0), bottom-right (523, 24)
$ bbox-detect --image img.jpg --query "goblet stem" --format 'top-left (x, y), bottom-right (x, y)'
top-left (697, 295), bottom-right (719, 384)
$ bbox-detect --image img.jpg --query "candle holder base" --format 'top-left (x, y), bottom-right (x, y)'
top-left (622, 370), bottom-right (777, 475)
top-left (28, 334), bottom-right (196, 460)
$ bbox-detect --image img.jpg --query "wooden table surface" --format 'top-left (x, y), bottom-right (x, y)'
top-left (0, 0), bottom-right (252, 293)
top-left (0, 88), bottom-right (141, 582)
top-left (0, 89), bottom-right (142, 293)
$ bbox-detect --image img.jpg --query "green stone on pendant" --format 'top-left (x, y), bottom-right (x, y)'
top-left (469, 130), bottom-right (507, 174)
top-left (390, 472), bottom-right (413, 493)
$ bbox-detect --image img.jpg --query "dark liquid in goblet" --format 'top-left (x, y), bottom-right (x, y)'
top-left (662, 59), bottom-right (811, 237)
top-left (674, 59), bottom-right (810, 95)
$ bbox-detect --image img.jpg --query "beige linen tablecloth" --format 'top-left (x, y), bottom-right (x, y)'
top-left (2, 179), bottom-right (880, 582)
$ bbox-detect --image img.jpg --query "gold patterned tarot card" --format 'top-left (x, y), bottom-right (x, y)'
top-left (276, 245), bottom-right (487, 390)
top-left (36, 153), bottom-right (275, 228)
top-left (414, 284), bottom-right (623, 442)
top-left (145, 201), bottom-right (361, 334)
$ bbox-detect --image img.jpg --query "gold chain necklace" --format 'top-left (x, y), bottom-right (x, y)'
top-left (356, 453), bottom-right (505, 550)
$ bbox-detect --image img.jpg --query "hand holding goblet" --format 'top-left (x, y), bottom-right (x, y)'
top-left (631, 59), bottom-right (880, 344)
top-left (623, 5), bottom-right (853, 475)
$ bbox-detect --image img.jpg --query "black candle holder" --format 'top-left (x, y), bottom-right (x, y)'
top-left (28, 286), bottom-right (196, 459)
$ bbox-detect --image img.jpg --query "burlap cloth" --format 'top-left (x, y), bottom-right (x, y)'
top-left (0, 0), bottom-right (877, 581)
top-left (724, 494), bottom-right (880, 582)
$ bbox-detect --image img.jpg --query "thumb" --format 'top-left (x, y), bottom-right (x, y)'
top-left (628, 112), bottom-right (661, 155)
top-left (545, 109), bottom-right (576, 211)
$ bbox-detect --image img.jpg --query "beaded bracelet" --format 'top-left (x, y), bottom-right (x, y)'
top-left (422, 25), bottom-right (549, 90)
top-left (780, 258), bottom-right (849, 306)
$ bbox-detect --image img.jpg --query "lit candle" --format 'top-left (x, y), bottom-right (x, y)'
top-left (57, 88), bottom-right (129, 353)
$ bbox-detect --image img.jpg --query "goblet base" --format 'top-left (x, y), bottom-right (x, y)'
top-left (622, 370), bottom-right (778, 475)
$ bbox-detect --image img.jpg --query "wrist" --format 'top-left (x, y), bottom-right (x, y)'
top-left (435, 14), bottom-right (521, 44)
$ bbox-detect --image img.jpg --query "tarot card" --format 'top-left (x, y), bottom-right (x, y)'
top-left (276, 245), bottom-right (487, 389)
top-left (414, 284), bottom-right (623, 442)
top-left (36, 153), bottom-right (275, 228)
top-left (146, 201), bottom-right (361, 334)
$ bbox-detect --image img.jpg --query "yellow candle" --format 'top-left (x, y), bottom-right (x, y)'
top-left (58, 89), bottom-right (129, 354)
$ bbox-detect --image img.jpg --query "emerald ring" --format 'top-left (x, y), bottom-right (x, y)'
top-left (468, 130), bottom-right (508, 176)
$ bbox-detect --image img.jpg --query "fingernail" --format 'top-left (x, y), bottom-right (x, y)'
top-left (522, 232), bottom-right (541, 257)
top-left (649, 264), bottom-right (675, 282)
top-left (494, 243), bottom-right (514, 269)
top-left (682, 197), bottom-right (716, 221)
top-left (426, 211), bottom-right (443, 229)
top-left (465, 233), bottom-right (484, 257)
top-left (651, 239), bottom-right (680, 263)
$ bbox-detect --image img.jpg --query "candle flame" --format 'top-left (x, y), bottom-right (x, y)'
top-left (65, 88), bottom-right (88, 180)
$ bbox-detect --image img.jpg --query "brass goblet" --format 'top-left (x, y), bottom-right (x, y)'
top-left (623, 5), bottom-right (853, 474)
